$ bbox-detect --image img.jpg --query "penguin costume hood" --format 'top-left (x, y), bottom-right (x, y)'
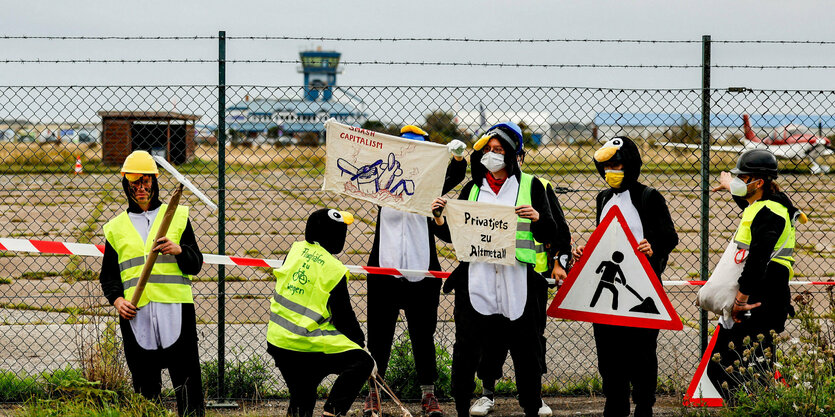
top-left (593, 136), bottom-right (642, 192)
top-left (305, 208), bottom-right (355, 255)
top-left (470, 122), bottom-right (523, 182)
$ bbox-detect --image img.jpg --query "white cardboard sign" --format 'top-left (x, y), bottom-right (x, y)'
top-left (443, 199), bottom-right (518, 266)
top-left (322, 120), bottom-right (449, 216)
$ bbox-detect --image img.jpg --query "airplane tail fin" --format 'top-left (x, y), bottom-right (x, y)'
top-left (742, 114), bottom-right (760, 142)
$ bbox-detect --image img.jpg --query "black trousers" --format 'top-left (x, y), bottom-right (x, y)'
top-left (366, 275), bottom-right (442, 385)
top-left (477, 280), bottom-right (549, 383)
top-left (451, 280), bottom-right (542, 417)
top-left (706, 320), bottom-right (780, 402)
top-left (120, 303), bottom-right (204, 417)
top-left (267, 344), bottom-right (374, 417)
top-left (593, 323), bottom-right (658, 417)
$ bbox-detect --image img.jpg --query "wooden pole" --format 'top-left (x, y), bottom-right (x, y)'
top-left (130, 184), bottom-right (184, 306)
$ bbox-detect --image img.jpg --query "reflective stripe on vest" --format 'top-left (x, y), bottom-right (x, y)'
top-left (467, 173), bottom-right (540, 265)
top-left (733, 199), bottom-right (796, 271)
top-left (102, 204), bottom-right (192, 307)
top-left (266, 241), bottom-right (360, 354)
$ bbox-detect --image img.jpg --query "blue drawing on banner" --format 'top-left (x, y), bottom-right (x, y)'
top-left (337, 152), bottom-right (416, 198)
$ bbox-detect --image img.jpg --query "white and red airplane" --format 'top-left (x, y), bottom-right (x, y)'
top-left (661, 114), bottom-right (835, 174)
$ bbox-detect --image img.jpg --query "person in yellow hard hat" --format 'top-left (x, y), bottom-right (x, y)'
top-left (267, 208), bottom-right (373, 417)
top-left (98, 150), bottom-right (204, 416)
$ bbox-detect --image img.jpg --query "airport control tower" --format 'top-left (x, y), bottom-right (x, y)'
top-left (299, 49), bottom-right (341, 101)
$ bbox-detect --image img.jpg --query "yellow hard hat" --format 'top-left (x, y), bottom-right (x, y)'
top-left (121, 150), bottom-right (159, 181)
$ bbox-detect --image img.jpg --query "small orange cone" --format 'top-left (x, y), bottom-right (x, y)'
top-left (74, 156), bottom-right (83, 175)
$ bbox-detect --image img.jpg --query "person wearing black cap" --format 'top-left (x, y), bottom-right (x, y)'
top-left (363, 125), bottom-right (467, 417)
top-left (706, 149), bottom-right (801, 401)
top-left (267, 208), bottom-right (374, 417)
top-left (572, 137), bottom-right (678, 417)
top-left (430, 122), bottom-right (558, 417)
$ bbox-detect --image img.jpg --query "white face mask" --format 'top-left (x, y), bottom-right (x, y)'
top-left (481, 152), bottom-right (506, 173)
top-left (729, 177), bottom-right (755, 197)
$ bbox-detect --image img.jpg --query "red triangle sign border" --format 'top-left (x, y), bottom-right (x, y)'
top-left (683, 326), bottom-right (723, 407)
top-left (547, 205), bottom-right (683, 331)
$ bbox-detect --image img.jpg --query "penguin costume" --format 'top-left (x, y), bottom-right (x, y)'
top-left (266, 208), bottom-right (373, 417)
top-left (582, 136), bottom-right (678, 417)
top-left (431, 124), bottom-right (558, 417)
top-left (364, 125), bottom-right (466, 417)
top-left (98, 150), bottom-right (204, 417)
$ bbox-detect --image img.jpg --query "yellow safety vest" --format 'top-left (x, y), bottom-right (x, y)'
top-left (103, 204), bottom-right (192, 307)
top-left (468, 172), bottom-right (542, 266)
top-left (733, 199), bottom-right (796, 274)
top-left (266, 241), bottom-right (360, 354)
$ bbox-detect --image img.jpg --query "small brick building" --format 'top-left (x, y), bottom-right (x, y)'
top-left (99, 111), bottom-right (200, 166)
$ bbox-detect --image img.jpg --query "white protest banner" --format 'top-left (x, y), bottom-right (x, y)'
top-left (323, 119), bottom-right (449, 216)
top-left (443, 199), bottom-right (517, 266)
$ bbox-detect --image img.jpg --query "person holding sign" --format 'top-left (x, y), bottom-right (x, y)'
top-left (706, 150), bottom-right (800, 401)
top-left (267, 208), bottom-right (373, 417)
top-left (363, 125), bottom-right (467, 417)
top-left (572, 137), bottom-right (678, 417)
top-left (470, 126), bottom-right (572, 417)
top-left (98, 150), bottom-right (204, 416)
top-left (431, 122), bottom-right (558, 417)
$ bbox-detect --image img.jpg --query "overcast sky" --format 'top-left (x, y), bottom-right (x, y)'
top-left (3, 0), bottom-right (835, 90)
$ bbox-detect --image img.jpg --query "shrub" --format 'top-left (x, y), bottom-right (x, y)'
top-left (0, 370), bottom-right (44, 402)
top-left (382, 334), bottom-right (452, 400)
top-left (76, 321), bottom-right (130, 392)
top-left (201, 354), bottom-right (274, 400)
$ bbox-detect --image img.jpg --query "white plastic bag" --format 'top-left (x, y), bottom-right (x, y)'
top-left (698, 239), bottom-right (747, 323)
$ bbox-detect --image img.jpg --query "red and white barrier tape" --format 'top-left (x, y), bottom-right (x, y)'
top-left (0, 238), bottom-right (451, 279)
top-left (1, 238), bottom-right (832, 285)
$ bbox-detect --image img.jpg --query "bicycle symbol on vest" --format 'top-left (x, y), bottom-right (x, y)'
top-left (589, 251), bottom-right (659, 314)
top-left (292, 266), bottom-right (310, 286)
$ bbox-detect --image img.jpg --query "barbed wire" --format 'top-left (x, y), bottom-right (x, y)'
top-left (2, 35), bottom-right (835, 44)
top-left (3, 59), bottom-right (835, 69)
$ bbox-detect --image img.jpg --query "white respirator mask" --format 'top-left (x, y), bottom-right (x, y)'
top-left (481, 152), bottom-right (506, 173)
top-left (729, 177), bottom-right (755, 197)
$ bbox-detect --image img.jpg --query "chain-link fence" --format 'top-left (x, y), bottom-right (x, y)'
top-left (1, 36), bottom-right (834, 402)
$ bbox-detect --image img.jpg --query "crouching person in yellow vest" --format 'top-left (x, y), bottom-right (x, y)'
top-left (267, 208), bottom-right (374, 417)
top-left (98, 150), bottom-right (204, 417)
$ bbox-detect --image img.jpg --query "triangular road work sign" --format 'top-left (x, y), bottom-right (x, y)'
top-left (547, 205), bottom-right (682, 330)
top-left (683, 327), bottom-right (723, 407)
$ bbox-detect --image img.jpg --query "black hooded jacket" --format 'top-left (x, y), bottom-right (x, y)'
top-left (732, 189), bottom-right (797, 329)
top-left (593, 137), bottom-right (678, 277)
top-left (99, 176), bottom-right (203, 306)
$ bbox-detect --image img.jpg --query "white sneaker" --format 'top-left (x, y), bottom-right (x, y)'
top-left (538, 399), bottom-right (552, 417)
top-left (469, 396), bottom-right (494, 416)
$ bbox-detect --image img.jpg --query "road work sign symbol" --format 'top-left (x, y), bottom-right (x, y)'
top-left (547, 205), bottom-right (682, 330)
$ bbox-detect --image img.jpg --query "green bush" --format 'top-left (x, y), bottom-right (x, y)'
top-left (201, 354), bottom-right (274, 400)
top-left (382, 335), bottom-right (452, 400)
top-left (0, 370), bottom-right (44, 402)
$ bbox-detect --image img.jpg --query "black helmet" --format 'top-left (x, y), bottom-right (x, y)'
top-left (730, 149), bottom-right (778, 179)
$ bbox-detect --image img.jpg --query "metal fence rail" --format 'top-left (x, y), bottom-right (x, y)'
top-left (0, 34), bottom-right (834, 402)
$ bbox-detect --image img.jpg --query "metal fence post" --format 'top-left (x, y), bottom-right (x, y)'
top-left (699, 34), bottom-right (711, 353)
top-left (217, 30), bottom-right (228, 401)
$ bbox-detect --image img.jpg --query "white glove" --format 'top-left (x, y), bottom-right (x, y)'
top-left (447, 139), bottom-right (466, 157)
